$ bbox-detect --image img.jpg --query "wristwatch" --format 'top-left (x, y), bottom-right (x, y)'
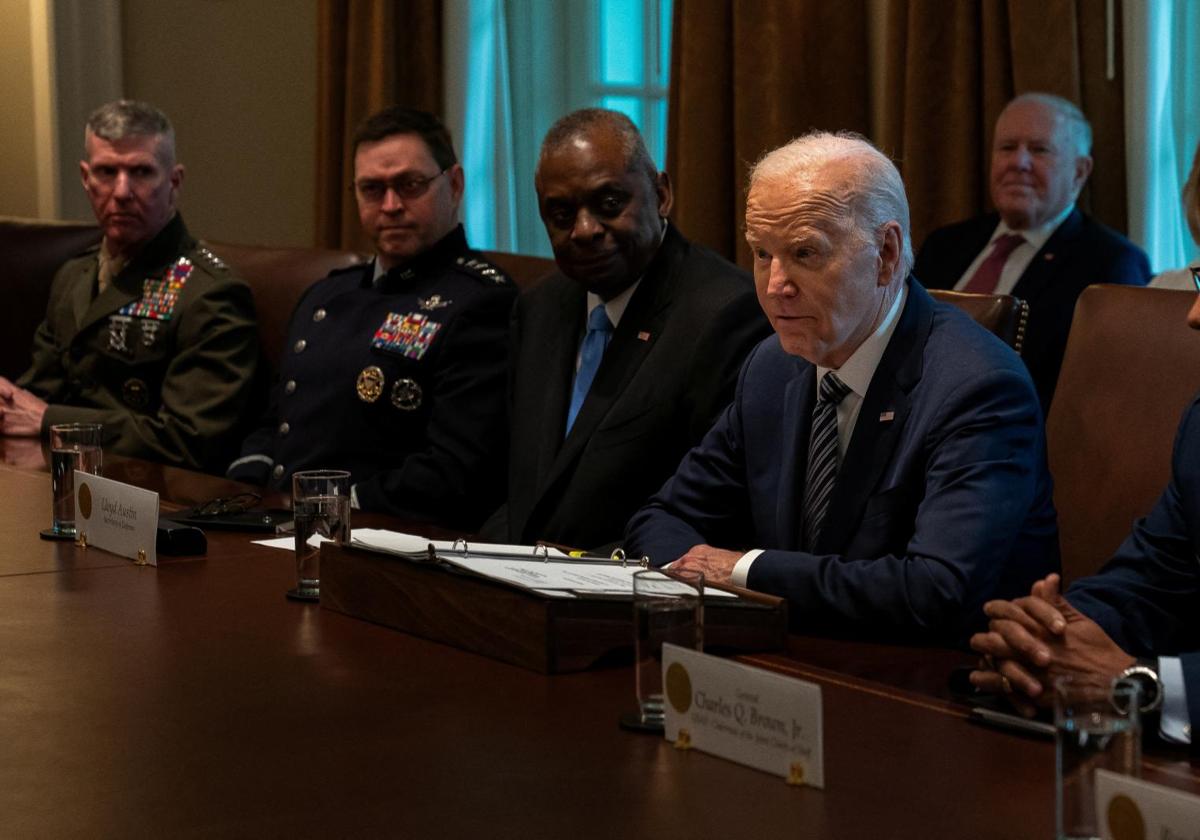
top-left (1115, 661), bottom-right (1164, 713)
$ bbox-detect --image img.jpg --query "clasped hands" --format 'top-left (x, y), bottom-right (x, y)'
top-left (0, 377), bottom-right (48, 437)
top-left (969, 573), bottom-right (1135, 717)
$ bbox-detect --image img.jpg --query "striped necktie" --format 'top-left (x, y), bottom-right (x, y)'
top-left (802, 371), bottom-right (852, 551)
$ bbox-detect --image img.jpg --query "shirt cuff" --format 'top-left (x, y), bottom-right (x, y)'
top-left (730, 549), bottom-right (764, 588)
top-left (1158, 656), bottom-right (1192, 745)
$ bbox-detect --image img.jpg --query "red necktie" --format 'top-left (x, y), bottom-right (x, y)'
top-left (963, 233), bottom-right (1026, 294)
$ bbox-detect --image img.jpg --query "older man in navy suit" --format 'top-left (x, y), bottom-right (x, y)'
top-left (914, 93), bottom-right (1150, 410)
top-left (625, 131), bottom-right (1059, 644)
top-left (971, 280), bottom-right (1200, 750)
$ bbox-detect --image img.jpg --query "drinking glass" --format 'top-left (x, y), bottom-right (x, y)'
top-left (632, 568), bottom-right (704, 730)
top-left (289, 470), bottom-right (351, 601)
top-left (46, 423), bottom-right (103, 538)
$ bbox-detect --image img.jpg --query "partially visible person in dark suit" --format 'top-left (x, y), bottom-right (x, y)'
top-left (626, 131), bottom-right (1059, 643)
top-left (482, 108), bottom-right (769, 549)
top-left (914, 92), bottom-right (1150, 410)
top-left (0, 99), bottom-right (260, 474)
top-left (229, 107), bottom-right (514, 530)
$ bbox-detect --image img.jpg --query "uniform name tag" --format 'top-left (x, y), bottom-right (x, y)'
top-left (74, 472), bottom-right (159, 566)
top-left (663, 643), bottom-right (824, 787)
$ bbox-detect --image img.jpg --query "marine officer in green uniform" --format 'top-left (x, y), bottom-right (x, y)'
top-left (0, 100), bottom-right (261, 474)
top-left (228, 107), bottom-right (514, 530)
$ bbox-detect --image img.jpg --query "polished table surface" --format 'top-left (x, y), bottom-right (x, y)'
top-left (0, 441), bottom-right (1196, 838)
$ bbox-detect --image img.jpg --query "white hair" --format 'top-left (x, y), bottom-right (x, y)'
top-left (748, 131), bottom-right (914, 277)
top-left (1007, 92), bottom-right (1092, 158)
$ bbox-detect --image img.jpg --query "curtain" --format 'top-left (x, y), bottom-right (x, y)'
top-left (315, 0), bottom-right (444, 250)
top-left (1123, 1), bottom-right (1200, 273)
top-left (667, 0), bottom-right (871, 265)
top-left (669, 0), bottom-right (1130, 263)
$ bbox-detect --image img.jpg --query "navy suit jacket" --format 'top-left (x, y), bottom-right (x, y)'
top-left (914, 209), bottom-right (1150, 410)
top-left (625, 279), bottom-right (1060, 643)
top-left (1068, 396), bottom-right (1200, 742)
top-left (488, 224), bottom-right (771, 549)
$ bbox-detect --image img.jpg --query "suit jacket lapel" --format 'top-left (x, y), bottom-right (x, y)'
top-left (779, 361), bottom-right (816, 550)
top-left (1011, 207), bottom-right (1082, 306)
top-left (816, 279), bottom-right (932, 554)
top-left (532, 279), bottom-right (585, 488)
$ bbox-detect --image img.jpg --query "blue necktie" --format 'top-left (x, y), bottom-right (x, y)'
top-left (566, 305), bottom-right (613, 434)
top-left (802, 371), bottom-right (851, 551)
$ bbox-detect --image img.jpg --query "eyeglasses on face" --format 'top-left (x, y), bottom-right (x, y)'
top-left (352, 170), bottom-right (447, 203)
top-left (1190, 264), bottom-right (1200, 293)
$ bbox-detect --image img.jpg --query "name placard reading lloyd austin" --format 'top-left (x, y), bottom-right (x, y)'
top-left (74, 471), bottom-right (160, 566)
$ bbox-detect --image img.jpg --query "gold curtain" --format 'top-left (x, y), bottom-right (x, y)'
top-left (668, 0), bottom-right (871, 265)
top-left (669, 0), bottom-right (1128, 262)
top-left (315, 0), bottom-right (444, 250)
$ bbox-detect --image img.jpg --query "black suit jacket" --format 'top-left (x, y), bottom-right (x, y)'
top-left (914, 209), bottom-right (1150, 409)
top-left (491, 224), bottom-right (771, 549)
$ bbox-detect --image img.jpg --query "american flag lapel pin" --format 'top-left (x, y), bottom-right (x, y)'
top-left (637, 330), bottom-right (651, 341)
top-left (879, 409), bottom-right (895, 423)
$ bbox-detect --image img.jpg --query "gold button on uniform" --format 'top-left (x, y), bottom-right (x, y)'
top-left (313, 308), bottom-right (326, 322)
top-left (285, 380), bottom-right (296, 394)
top-left (294, 339), bottom-right (307, 353)
top-left (279, 422), bottom-right (290, 436)
top-left (272, 464), bottom-right (285, 478)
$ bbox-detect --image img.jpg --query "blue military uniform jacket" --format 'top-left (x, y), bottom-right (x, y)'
top-left (230, 226), bottom-right (515, 529)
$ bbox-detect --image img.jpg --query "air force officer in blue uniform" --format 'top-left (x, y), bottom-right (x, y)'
top-left (625, 132), bottom-right (1059, 643)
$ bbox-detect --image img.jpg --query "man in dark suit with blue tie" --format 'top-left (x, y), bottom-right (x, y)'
top-left (486, 109), bottom-right (769, 550)
top-left (625, 131), bottom-right (1060, 643)
top-left (970, 277), bottom-right (1200, 750)
top-left (914, 93), bottom-right (1150, 410)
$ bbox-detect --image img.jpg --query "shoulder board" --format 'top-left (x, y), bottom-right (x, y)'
top-left (455, 255), bottom-right (513, 287)
top-left (192, 246), bottom-right (231, 273)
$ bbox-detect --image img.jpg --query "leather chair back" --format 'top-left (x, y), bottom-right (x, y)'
top-left (1047, 285), bottom-right (1200, 583)
top-left (0, 217), bottom-right (102, 378)
top-left (928, 289), bottom-right (1029, 353)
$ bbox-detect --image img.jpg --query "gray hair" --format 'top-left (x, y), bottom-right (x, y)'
top-left (537, 108), bottom-right (658, 184)
top-left (1007, 92), bottom-right (1092, 157)
top-left (84, 99), bottom-right (176, 165)
top-left (748, 130), bottom-right (914, 278)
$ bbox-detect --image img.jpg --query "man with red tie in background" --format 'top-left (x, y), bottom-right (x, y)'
top-left (914, 92), bottom-right (1149, 410)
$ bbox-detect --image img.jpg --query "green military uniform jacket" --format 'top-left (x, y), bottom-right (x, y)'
top-left (18, 213), bottom-right (261, 473)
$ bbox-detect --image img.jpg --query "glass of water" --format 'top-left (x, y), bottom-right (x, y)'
top-left (631, 568), bottom-right (704, 731)
top-left (289, 470), bottom-right (351, 602)
top-left (47, 423), bottom-right (103, 538)
top-left (1054, 675), bottom-right (1142, 840)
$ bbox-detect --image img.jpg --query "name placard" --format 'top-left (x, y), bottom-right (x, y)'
top-left (662, 643), bottom-right (824, 787)
top-left (1096, 770), bottom-right (1200, 840)
top-left (74, 471), bottom-right (159, 566)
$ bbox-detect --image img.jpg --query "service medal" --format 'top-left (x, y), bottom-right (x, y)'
top-left (356, 366), bottom-right (385, 403)
top-left (123, 378), bottom-right (149, 409)
top-left (141, 319), bottom-right (160, 348)
top-left (391, 378), bottom-right (422, 411)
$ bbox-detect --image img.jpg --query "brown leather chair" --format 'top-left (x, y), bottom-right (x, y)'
top-left (1047, 285), bottom-right (1200, 583)
top-left (928, 289), bottom-right (1029, 353)
top-left (0, 217), bottom-right (102, 378)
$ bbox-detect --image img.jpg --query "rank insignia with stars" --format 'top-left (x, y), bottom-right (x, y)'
top-left (371, 312), bottom-right (442, 359)
top-left (418, 294), bottom-right (452, 311)
top-left (118, 257), bottom-right (193, 322)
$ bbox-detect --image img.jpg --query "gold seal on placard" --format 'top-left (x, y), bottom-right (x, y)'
top-left (391, 378), bottom-right (423, 411)
top-left (79, 482), bottom-right (93, 520)
top-left (356, 366), bottom-right (385, 403)
top-left (666, 662), bottom-right (692, 713)
top-left (1106, 794), bottom-right (1146, 840)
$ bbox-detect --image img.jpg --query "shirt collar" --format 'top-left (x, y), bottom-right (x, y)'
top-left (817, 281), bottom-right (907, 399)
top-left (586, 277), bottom-right (642, 328)
top-left (992, 203), bottom-right (1074, 251)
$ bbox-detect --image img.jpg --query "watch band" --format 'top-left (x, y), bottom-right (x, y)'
top-left (1116, 663), bottom-right (1164, 713)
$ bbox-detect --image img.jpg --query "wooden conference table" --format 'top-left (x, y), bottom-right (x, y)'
top-left (0, 442), bottom-right (1195, 838)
